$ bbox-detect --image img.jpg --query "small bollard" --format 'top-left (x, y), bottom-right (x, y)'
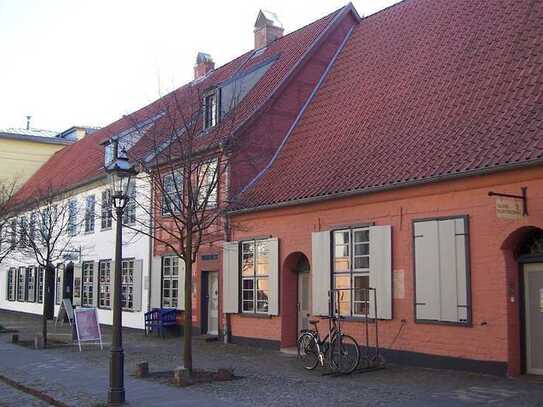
top-left (10, 334), bottom-right (18, 344)
top-left (135, 361), bottom-right (149, 378)
top-left (33, 335), bottom-right (43, 349)
top-left (173, 366), bottom-right (193, 386)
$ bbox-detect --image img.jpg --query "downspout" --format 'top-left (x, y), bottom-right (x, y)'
top-left (147, 178), bottom-right (154, 312)
top-left (223, 155), bottom-right (232, 344)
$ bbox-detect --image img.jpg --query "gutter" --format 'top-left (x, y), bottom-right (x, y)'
top-left (230, 158), bottom-right (543, 215)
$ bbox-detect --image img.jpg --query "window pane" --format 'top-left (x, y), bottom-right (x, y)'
top-left (354, 243), bottom-right (369, 256)
top-left (353, 275), bottom-right (370, 316)
top-left (335, 231), bottom-right (350, 245)
top-left (333, 275), bottom-right (351, 316)
top-left (354, 256), bottom-right (369, 270)
top-left (334, 248), bottom-right (350, 272)
top-left (354, 229), bottom-right (369, 243)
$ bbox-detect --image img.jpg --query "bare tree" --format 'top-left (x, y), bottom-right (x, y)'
top-left (122, 82), bottom-right (249, 374)
top-left (15, 183), bottom-right (82, 347)
top-left (0, 178), bottom-right (19, 264)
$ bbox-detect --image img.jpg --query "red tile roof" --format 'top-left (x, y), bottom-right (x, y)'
top-left (237, 0), bottom-right (543, 211)
top-left (11, 7), bottom-right (343, 206)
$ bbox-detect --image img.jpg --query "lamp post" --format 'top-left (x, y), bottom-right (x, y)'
top-left (104, 140), bottom-right (138, 405)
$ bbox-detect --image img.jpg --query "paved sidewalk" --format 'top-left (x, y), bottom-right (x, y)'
top-left (0, 341), bottom-right (240, 407)
top-left (2, 310), bottom-right (543, 406)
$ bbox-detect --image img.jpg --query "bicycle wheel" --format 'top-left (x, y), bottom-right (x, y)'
top-left (297, 332), bottom-right (320, 370)
top-left (330, 334), bottom-right (360, 374)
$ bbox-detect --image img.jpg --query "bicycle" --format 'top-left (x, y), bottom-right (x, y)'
top-left (297, 315), bottom-right (360, 374)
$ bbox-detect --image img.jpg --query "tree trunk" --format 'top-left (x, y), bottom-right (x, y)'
top-left (183, 255), bottom-right (193, 374)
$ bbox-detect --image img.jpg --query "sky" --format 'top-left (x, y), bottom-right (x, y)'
top-left (0, 0), bottom-right (401, 132)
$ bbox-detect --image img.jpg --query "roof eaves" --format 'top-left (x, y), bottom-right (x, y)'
top-left (0, 132), bottom-right (73, 145)
top-left (230, 159), bottom-right (543, 215)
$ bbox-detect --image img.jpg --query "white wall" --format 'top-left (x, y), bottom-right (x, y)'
top-left (0, 177), bottom-right (153, 329)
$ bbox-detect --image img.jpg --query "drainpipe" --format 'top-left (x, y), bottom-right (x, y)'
top-left (223, 156), bottom-right (232, 344)
top-left (147, 178), bottom-right (154, 312)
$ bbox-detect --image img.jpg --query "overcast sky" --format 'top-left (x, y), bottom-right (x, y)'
top-left (0, 0), bottom-right (401, 132)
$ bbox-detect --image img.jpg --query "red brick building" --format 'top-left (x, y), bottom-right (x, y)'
top-left (150, 5), bottom-right (360, 335)
top-left (222, 0), bottom-right (543, 377)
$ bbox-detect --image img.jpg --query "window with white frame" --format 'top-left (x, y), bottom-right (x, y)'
top-left (17, 267), bottom-right (26, 301)
top-left (413, 216), bottom-right (470, 324)
top-left (37, 267), bottom-right (44, 303)
top-left (122, 184), bottom-right (136, 225)
top-left (101, 190), bottom-right (112, 230)
top-left (98, 260), bottom-right (111, 308)
top-left (7, 267), bottom-right (16, 301)
top-left (203, 90), bottom-right (219, 129)
top-left (121, 259), bottom-right (135, 311)
top-left (55, 264), bottom-right (64, 305)
top-left (27, 266), bottom-right (36, 302)
top-left (162, 172), bottom-right (182, 216)
top-left (332, 228), bottom-right (371, 317)
top-left (18, 217), bottom-right (27, 248)
top-left (67, 199), bottom-right (78, 236)
top-left (197, 160), bottom-right (218, 208)
top-left (162, 256), bottom-right (179, 308)
top-left (10, 219), bottom-right (16, 249)
top-left (241, 240), bottom-right (269, 313)
top-left (85, 195), bottom-right (95, 233)
top-left (29, 212), bottom-right (37, 243)
top-left (82, 261), bottom-right (94, 307)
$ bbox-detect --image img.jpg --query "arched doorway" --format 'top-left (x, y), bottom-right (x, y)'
top-left (282, 252), bottom-right (310, 347)
top-left (502, 227), bottom-right (543, 375)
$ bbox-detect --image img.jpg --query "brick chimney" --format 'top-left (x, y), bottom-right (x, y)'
top-left (254, 10), bottom-right (284, 49)
top-left (194, 52), bottom-right (214, 80)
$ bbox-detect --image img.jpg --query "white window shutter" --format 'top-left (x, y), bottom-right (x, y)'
top-left (437, 219), bottom-right (458, 322)
top-left (369, 225), bottom-right (392, 320)
top-left (414, 221), bottom-right (440, 321)
top-left (455, 218), bottom-right (469, 323)
top-left (73, 264), bottom-right (82, 306)
top-left (177, 258), bottom-right (186, 311)
top-left (150, 257), bottom-right (162, 309)
top-left (92, 261), bottom-right (99, 307)
top-left (267, 238), bottom-right (279, 316)
top-left (133, 259), bottom-right (143, 312)
top-left (311, 231), bottom-right (331, 316)
top-left (222, 241), bottom-right (239, 314)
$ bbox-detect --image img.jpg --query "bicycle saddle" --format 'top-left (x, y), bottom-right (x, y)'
top-left (309, 320), bottom-right (320, 325)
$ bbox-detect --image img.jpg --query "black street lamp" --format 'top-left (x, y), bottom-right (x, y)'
top-left (104, 140), bottom-right (138, 405)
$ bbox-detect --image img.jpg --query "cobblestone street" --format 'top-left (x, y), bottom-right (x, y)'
top-left (0, 381), bottom-right (50, 407)
top-left (1, 310), bottom-right (543, 406)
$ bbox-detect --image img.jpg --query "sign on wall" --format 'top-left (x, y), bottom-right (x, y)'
top-left (495, 197), bottom-right (523, 220)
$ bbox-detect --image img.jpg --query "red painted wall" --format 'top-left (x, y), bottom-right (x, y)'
top-left (230, 166), bottom-right (543, 375)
